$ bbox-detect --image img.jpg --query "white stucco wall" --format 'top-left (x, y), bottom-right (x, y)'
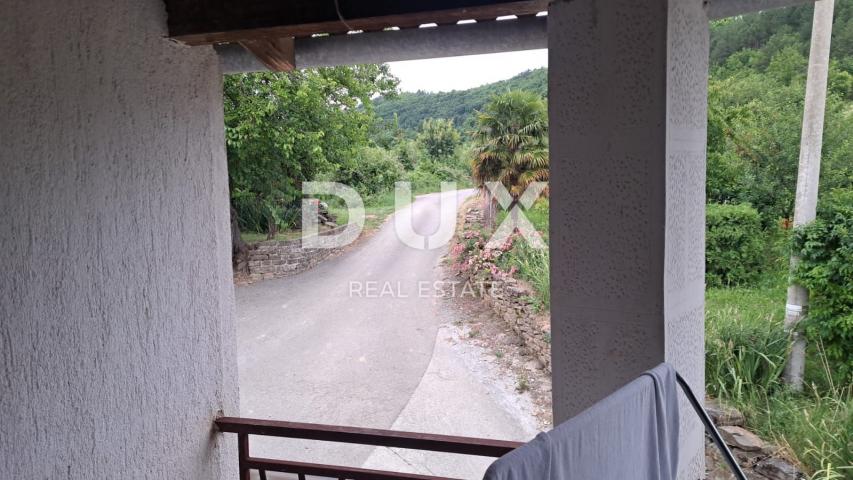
top-left (548, 0), bottom-right (707, 476)
top-left (0, 0), bottom-right (238, 477)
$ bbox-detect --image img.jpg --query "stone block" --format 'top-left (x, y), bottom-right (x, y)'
top-left (707, 398), bottom-right (745, 427)
top-left (720, 426), bottom-right (764, 452)
top-left (754, 458), bottom-right (803, 480)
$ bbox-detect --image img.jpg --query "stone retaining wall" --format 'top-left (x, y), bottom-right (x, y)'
top-left (246, 225), bottom-right (348, 281)
top-left (482, 276), bottom-right (552, 372)
top-left (454, 205), bottom-right (552, 372)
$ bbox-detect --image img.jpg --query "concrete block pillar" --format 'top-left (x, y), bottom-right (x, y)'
top-left (548, 0), bottom-right (708, 477)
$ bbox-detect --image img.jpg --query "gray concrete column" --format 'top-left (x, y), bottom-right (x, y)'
top-left (548, 0), bottom-right (708, 477)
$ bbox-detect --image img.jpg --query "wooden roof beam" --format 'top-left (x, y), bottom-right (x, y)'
top-left (238, 37), bottom-right (295, 72)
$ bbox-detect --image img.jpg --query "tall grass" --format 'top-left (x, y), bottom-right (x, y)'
top-left (495, 199), bottom-right (550, 308)
top-left (706, 278), bottom-right (853, 479)
top-left (705, 280), bottom-right (790, 399)
top-left (503, 241), bottom-right (550, 309)
top-left (496, 198), bottom-right (549, 240)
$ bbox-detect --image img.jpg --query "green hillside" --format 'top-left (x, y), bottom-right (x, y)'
top-left (374, 67), bottom-right (546, 131)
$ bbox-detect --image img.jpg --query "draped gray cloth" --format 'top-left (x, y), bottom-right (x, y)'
top-left (483, 363), bottom-right (680, 480)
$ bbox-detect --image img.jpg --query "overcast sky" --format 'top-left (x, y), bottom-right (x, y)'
top-left (387, 49), bottom-right (547, 93)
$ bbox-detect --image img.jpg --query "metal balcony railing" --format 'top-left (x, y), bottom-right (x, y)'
top-left (216, 373), bottom-right (747, 480)
top-left (215, 417), bottom-right (523, 480)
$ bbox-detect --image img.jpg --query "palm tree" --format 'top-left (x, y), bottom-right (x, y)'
top-left (471, 91), bottom-right (549, 227)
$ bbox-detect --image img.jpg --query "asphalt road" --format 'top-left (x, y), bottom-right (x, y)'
top-left (235, 189), bottom-right (537, 478)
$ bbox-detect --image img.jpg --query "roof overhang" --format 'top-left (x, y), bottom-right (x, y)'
top-left (164, 0), bottom-right (549, 72)
top-left (215, 15), bottom-right (547, 73)
top-left (164, 0), bottom-right (550, 46)
top-left (707, 0), bottom-right (817, 19)
top-left (163, 0), bottom-right (817, 72)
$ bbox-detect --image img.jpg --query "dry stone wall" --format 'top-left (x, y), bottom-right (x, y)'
top-left (481, 277), bottom-right (552, 372)
top-left (454, 205), bottom-right (552, 372)
top-left (246, 225), bottom-right (348, 281)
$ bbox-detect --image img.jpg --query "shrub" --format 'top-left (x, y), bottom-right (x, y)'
top-left (404, 146), bottom-right (471, 195)
top-left (417, 118), bottom-right (460, 161)
top-left (706, 203), bottom-right (766, 287)
top-left (792, 188), bottom-right (853, 382)
top-left (337, 146), bottom-right (404, 196)
top-left (394, 138), bottom-right (422, 170)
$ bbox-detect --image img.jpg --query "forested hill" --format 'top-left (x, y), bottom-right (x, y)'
top-left (374, 67), bottom-right (546, 131)
top-left (376, 0), bottom-right (853, 134)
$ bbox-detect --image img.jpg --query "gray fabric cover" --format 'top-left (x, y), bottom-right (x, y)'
top-left (483, 363), bottom-right (680, 480)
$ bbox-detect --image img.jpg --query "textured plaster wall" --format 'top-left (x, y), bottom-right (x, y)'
top-left (548, 0), bottom-right (707, 476)
top-left (665, 1), bottom-right (710, 477)
top-left (0, 0), bottom-right (238, 478)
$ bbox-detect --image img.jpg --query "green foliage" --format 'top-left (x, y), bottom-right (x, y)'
top-left (367, 117), bottom-right (470, 194)
top-left (504, 238), bottom-right (550, 310)
top-left (792, 188), bottom-right (853, 382)
top-left (706, 203), bottom-right (767, 287)
top-left (325, 188), bottom-right (409, 233)
top-left (374, 68), bottom-right (547, 131)
top-left (496, 198), bottom-right (549, 239)
top-left (335, 146), bottom-right (405, 197)
top-left (707, 3), bottom-right (853, 225)
top-left (416, 118), bottom-right (461, 160)
top-left (710, 4), bottom-right (825, 67)
top-left (394, 138), bottom-right (422, 170)
top-left (706, 281), bottom-right (853, 478)
top-left (705, 11), bottom-right (853, 473)
top-left (495, 199), bottom-right (550, 309)
top-left (225, 66), bottom-right (397, 234)
top-left (472, 91), bottom-right (549, 198)
top-left (705, 280), bottom-right (790, 399)
top-left (404, 144), bottom-right (472, 195)
top-left (754, 387), bottom-right (852, 480)
top-left (369, 113), bottom-right (403, 150)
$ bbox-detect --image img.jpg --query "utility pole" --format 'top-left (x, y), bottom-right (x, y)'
top-left (783, 0), bottom-right (835, 391)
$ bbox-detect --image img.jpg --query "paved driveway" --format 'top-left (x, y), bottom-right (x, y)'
top-left (235, 190), bottom-right (538, 478)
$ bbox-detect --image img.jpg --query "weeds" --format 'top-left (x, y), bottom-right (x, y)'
top-left (516, 375), bottom-right (530, 393)
top-left (494, 199), bottom-right (550, 309)
top-left (707, 279), bottom-right (853, 478)
top-left (500, 241), bottom-right (550, 309)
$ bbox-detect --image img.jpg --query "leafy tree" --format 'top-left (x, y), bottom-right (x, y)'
top-left (706, 16), bottom-right (853, 225)
top-left (709, 0), bottom-right (853, 70)
top-left (416, 118), bottom-right (460, 160)
top-left (224, 66), bottom-right (397, 239)
top-left (394, 138), bottom-right (423, 170)
top-left (336, 146), bottom-right (404, 197)
top-left (369, 113), bottom-right (404, 150)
